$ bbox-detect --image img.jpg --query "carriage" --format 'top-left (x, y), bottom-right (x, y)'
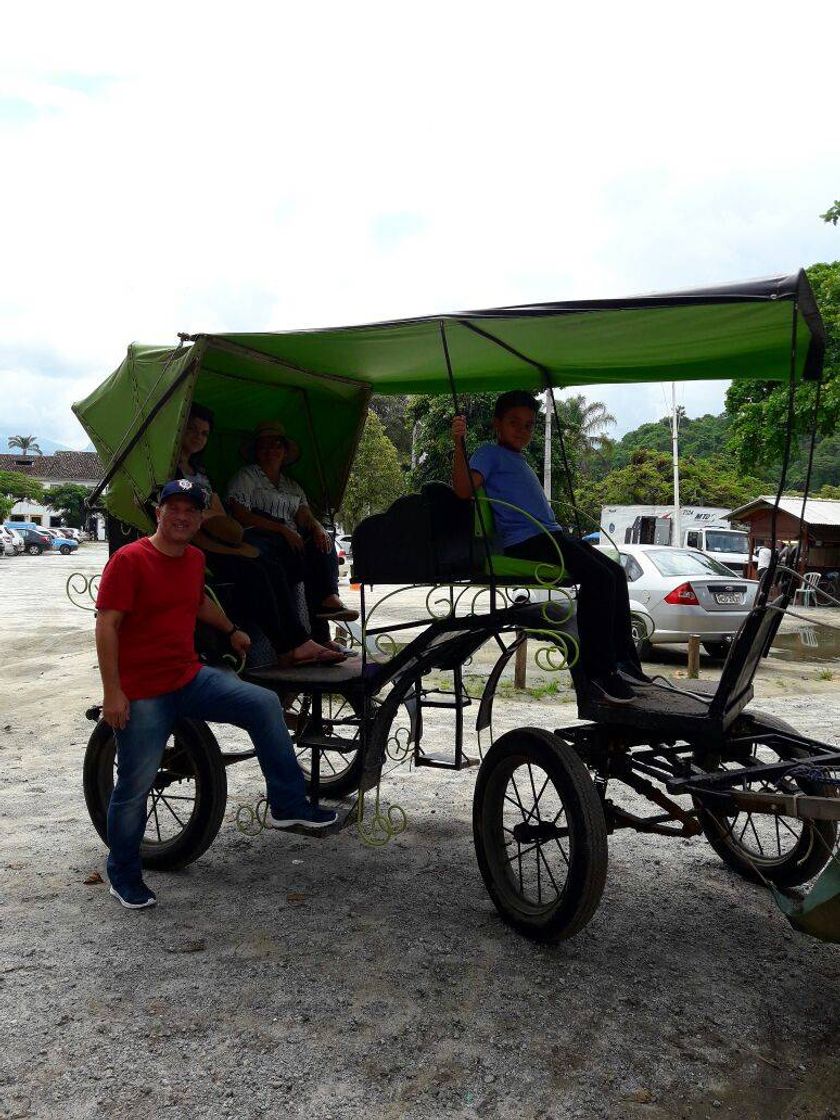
top-left (72, 271), bottom-right (840, 943)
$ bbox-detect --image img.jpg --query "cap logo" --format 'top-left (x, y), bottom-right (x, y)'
top-left (178, 479), bottom-right (192, 490)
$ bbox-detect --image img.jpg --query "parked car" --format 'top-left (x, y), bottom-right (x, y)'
top-left (16, 527), bottom-right (52, 555)
top-left (0, 525), bottom-right (24, 555)
top-left (599, 543), bottom-right (758, 659)
top-left (40, 528), bottom-right (79, 554)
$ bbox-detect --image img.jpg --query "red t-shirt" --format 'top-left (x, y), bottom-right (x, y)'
top-left (96, 537), bottom-right (206, 700)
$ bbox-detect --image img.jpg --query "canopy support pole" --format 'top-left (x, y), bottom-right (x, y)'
top-left (439, 320), bottom-right (497, 609)
top-left (300, 387), bottom-right (336, 529)
top-left (763, 301), bottom-right (799, 609)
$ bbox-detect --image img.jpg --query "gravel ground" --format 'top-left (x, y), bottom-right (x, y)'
top-left (2, 546), bottom-right (840, 1120)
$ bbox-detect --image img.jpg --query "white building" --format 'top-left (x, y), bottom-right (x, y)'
top-left (0, 451), bottom-right (106, 539)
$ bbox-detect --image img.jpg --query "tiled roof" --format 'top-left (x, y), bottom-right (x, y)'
top-left (0, 450), bottom-right (103, 482)
top-left (728, 495), bottom-right (840, 528)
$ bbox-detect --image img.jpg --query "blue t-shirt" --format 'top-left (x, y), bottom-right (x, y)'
top-left (469, 442), bottom-right (560, 549)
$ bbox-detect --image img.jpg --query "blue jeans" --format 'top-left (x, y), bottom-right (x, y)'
top-left (107, 666), bottom-right (307, 884)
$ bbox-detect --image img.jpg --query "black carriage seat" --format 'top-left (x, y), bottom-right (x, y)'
top-left (351, 481), bottom-right (568, 587)
top-left (575, 598), bottom-right (786, 743)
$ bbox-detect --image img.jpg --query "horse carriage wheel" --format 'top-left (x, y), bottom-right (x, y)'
top-left (473, 727), bottom-right (608, 942)
top-left (283, 691), bottom-right (365, 798)
top-left (692, 714), bottom-right (837, 888)
top-left (83, 718), bottom-right (228, 870)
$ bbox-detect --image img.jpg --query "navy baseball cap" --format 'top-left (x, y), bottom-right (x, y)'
top-left (158, 479), bottom-right (207, 509)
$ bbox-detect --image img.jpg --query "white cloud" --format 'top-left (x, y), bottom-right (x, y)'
top-left (1, 0), bottom-right (839, 447)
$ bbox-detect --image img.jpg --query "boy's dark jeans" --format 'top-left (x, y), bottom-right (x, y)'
top-left (504, 531), bottom-right (640, 679)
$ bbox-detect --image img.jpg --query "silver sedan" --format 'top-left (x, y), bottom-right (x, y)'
top-left (599, 543), bottom-right (758, 659)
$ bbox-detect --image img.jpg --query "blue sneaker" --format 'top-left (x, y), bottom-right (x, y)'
top-left (266, 803), bottom-right (338, 830)
top-left (109, 879), bottom-right (157, 909)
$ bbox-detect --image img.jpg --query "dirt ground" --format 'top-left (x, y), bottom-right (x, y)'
top-left (1, 545), bottom-right (839, 1120)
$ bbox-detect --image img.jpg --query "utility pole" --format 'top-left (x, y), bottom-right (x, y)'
top-left (543, 388), bottom-right (552, 499)
top-left (671, 383), bottom-right (681, 547)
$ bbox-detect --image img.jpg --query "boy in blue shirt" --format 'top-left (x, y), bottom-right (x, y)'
top-left (452, 390), bottom-right (643, 704)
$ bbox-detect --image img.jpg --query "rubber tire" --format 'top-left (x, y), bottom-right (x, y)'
top-left (289, 692), bottom-right (365, 798)
top-left (59, 545), bottom-right (72, 555)
top-left (473, 727), bottom-right (608, 942)
top-left (26, 544), bottom-right (42, 556)
top-left (630, 615), bottom-right (652, 660)
top-left (693, 713), bottom-right (837, 888)
top-left (702, 641), bottom-right (730, 660)
top-left (83, 718), bottom-right (228, 871)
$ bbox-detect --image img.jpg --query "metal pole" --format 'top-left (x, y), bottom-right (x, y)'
top-left (671, 383), bottom-right (681, 548)
top-left (543, 388), bottom-right (552, 500)
top-left (687, 634), bottom-right (700, 678)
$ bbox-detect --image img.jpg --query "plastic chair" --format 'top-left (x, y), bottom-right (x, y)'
top-left (793, 571), bottom-right (821, 607)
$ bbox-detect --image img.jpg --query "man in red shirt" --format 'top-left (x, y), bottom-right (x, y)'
top-left (96, 479), bottom-right (336, 910)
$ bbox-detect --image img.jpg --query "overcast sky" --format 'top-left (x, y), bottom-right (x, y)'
top-left (1, 1), bottom-right (838, 449)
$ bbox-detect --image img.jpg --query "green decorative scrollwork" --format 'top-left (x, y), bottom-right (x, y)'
top-left (66, 571), bottom-right (101, 611)
top-left (525, 628), bottom-right (580, 672)
top-left (236, 797), bottom-right (269, 835)
top-left (386, 722), bottom-right (414, 764)
top-left (355, 784), bottom-right (407, 848)
top-left (425, 585), bottom-right (455, 620)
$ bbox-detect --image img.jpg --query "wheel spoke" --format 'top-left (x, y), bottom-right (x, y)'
top-left (776, 814), bottom-right (802, 842)
top-left (553, 837), bottom-right (570, 866)
top-left (537, 844), bottom-right (562, 897)
top-left (747, 814), bottom-right (764, 855)
top-left (151, 795), bottom-right (163, 842)
top-left (158, 794), bottom-right (187, 829)
top-left (506, 840), bottom-right (540, 866)
top-left (509, 773), bottom-right (531, 823)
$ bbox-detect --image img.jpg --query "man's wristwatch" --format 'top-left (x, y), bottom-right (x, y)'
top-left (225, 623), bottom-right (240, 637)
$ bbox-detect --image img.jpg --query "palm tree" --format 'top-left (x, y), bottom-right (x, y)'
top-left (555, 395), bottom-right (616, 457)
top-left (8, 435), bottom-right (42, 456)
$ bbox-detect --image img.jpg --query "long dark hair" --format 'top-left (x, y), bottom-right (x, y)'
top-left (182, 403), bottom-right (215, 473)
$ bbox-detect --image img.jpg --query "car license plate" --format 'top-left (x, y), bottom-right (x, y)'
top-left (714, 593), bottom-right (742, 605)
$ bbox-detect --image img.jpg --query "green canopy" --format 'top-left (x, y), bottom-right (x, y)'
top-left (72, 271), bottom-right (825, 531)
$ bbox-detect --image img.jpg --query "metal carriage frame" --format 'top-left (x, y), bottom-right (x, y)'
top-left (75, 270), bottom-right (840, 942)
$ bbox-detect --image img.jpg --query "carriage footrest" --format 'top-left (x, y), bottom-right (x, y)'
top-left (274, 801), bottom-right (356, 837)
top-left (414, 752), bottom-right (479, 770)
top-left (299, 733), bottom-right (360, 756)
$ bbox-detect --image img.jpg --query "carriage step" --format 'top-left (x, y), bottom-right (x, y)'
top-left (414, 752), bottom-right (479, 770)
top-left (273, 800), bottom-right (357, 838)
top-left (297, 733), bottom-right (359, 755)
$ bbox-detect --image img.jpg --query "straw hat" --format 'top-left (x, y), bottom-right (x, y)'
top-left (194, 515), bottom-right (260, 559)
top-left (244, 420), bottom-right (301, 466)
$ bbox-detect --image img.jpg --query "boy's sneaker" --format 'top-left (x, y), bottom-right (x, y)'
top-left (109, 879), bottom-right (157, 909)
top-left (589, 672), bottom-right (637, 705)
top-left (266, 803), bottom-right (338, 831)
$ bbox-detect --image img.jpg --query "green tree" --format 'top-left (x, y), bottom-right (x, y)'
top-left (369, 395), bottom-right (413, 460)
top-left (45, 483), bottom-right (94, 528)
top-left (725, 260), bottom-right (840, 474)
top-left (0, 470), bottom-right (45, 521)
top-left (553, 394), bottom-right (615, 479)
top-left (339, 410), bottom-right (405, 532)
top-left (821, 201), bottom-right (840, 226)
top-left (575, 450), bottom-right (765, 528)
top-left (7, 434), bottom-right (42, 456)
